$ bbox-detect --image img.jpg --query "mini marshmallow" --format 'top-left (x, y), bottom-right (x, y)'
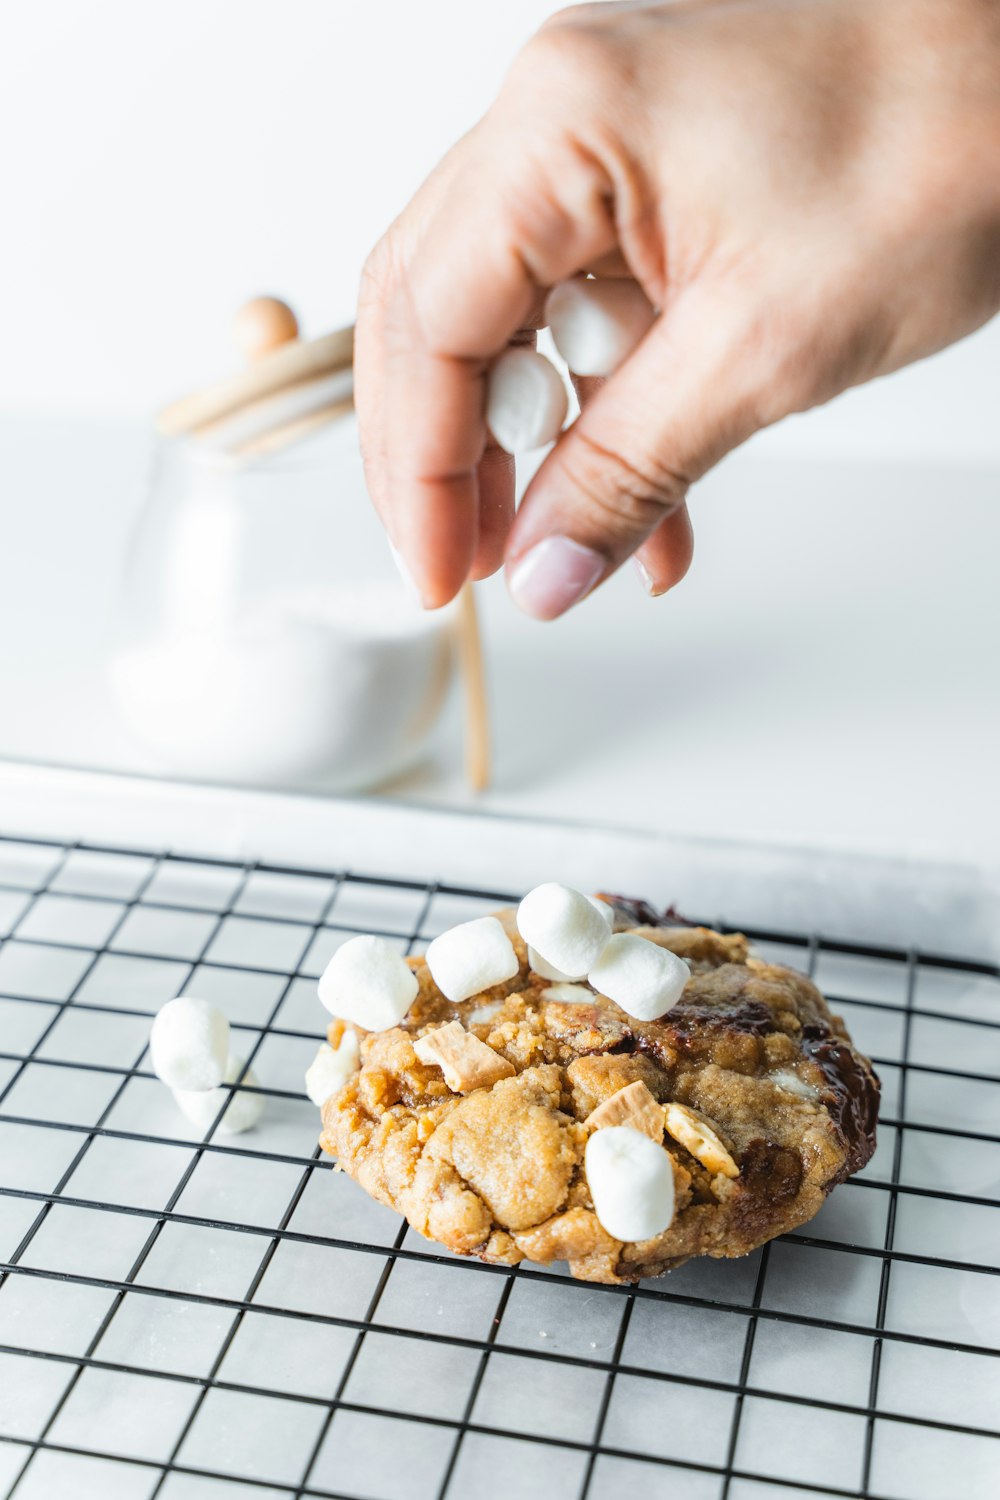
top-left (545, 278), bottom-right (656, 377)
top-left (585, 1125), bottom-right (675, 1242)
top-left (518, 883), bottom-right (611, 981)
top-left (173, 1055), bottom-right (263, 1134)
top-left (318, 934), bottom-right (418, 1031)
top-left (304, 1032), bottom-right (361, 1107)
top-left (528, 945), bottom-right (583, 983)
top-left (588, 934), bottom-right (688, 1021)
top-left (588, 896), bottom-right (615, 929)
top-left (540, 983), bottom-right (595, 1004)
top-left (426, 916), bottom-right (519, 1004)
top-left (486, 348), bottom-right (568, 454)
top-left (150, 997), bottom-right (229, 1091)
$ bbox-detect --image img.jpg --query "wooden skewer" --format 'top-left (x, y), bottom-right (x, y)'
top-left (457, 582), bottom-right (490, 793)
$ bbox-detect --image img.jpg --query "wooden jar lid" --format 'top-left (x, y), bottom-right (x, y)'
top-left (156, 297), bottom-right (355, 456)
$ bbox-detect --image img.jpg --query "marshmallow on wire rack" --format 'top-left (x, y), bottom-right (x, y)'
top-left (173, 1055), bottom-right (264, 1134)
top-left (304, 1032), bottom-right (361, 1107)
top-left (545, 278), bottom-right (656, 377)
top-left (426, 915), bottom-right (519, 1004)
top-left (518, 883), bottom-right (611, 981)
top-left (585, 1124), bottom-right (676, 1241)
top-left (588, 933), bottom-right (688, 1021)
top-left (149, 997), bottom-right (229, 1091)
top-left (486, 347), bottom-right (568, 454)
top-left (318, 934), bottom-right (418, 1032)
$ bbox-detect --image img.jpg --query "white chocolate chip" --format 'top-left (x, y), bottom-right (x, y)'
top-left (588, 934), bottom-right (688, 1021)
top-left (304, 1032), bottom-right (360, 1107)
top-left (585, 1126), bottom-right (675, 1242)
top-left (518, 883), bottom-right (611, 980)
top-left (150, 997), bottom-right (229, 1092)
top-left (413, 1020), bottom-right (516, 1092)
top-left (173, 1055), bottom-right (263, 1134)
top-left (586, 1081), bottom-right (664, 1141)
top-left (426, 916), bottom-right (519, 1004)
top-left (770, 1069), bottom-right (819, 1100)
top-left (486, 348), bottom-right (568, 453)
top-left (545, 278), bottom-right (657, 376)
top-left (663, 1102), bottom-right (739, 1178)
top-left (317, 934), bottom-right (418, 1031)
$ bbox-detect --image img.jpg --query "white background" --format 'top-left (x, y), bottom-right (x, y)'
top-left (1, 1), bottom-right (998, 883)
top-left (3, 0), bottom-right (999, 461)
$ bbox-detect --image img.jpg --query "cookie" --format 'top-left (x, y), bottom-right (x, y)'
top-left (317, 896), bottom-right (879, 1284)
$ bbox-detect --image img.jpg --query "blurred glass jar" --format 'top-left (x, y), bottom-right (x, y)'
top-left (109, 424), bottom-right (454, 790)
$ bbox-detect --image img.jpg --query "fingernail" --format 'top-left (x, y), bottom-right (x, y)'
top-left (507, 536), bottom-right (605, 620)
top-left (633, 556), bottom-right (655, 595)
top-left (388, 540), bottom-right (427, 608)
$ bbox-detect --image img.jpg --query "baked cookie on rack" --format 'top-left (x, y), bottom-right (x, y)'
top-left (312, 892), bottom-right (879, 1284)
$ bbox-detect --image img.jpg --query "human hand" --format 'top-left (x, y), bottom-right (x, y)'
top-left (356, 0), bottom-right (1000, 618)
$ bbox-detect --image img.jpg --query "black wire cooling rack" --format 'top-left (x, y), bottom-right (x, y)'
top-left (0, 832), bottom-right (997, 1500)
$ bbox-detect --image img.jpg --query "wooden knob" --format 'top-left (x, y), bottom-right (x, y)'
top-left (233, 296), bottom-right (299, 362)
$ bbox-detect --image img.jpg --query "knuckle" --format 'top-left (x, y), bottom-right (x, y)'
top-left (562, 429), bottom-right (690, 536)
top-left (514, 13), bottom-right (622, 95)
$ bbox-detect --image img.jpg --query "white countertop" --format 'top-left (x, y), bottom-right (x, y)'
top-left (1, 412), bottom-right (997, 884)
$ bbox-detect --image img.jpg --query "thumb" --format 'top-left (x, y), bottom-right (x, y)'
top-left (504, 292), bottom-right (763, 619)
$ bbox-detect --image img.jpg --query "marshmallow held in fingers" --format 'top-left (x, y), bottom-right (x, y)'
top-left (486, 348), bottom-right (568, 454)
top-left (518, 883), bottom-right (611, 980)
top-left (150, 997), bottom-right (229, 1091)
top-left (173, 1055), bottom-right (263, 1134)
top-left (304, 1032), bottom-right (361, 1107)
top-left (318, 935), bottom-right (418, 1031)
top-left (585, 1125), bottom-right (676, 1242)
top-left (426, 916), bottom-right (519, 1003)
top-left (545, 278), bottom-right (657, 377)
top-left (588, 934), bottom-right (689, 1021)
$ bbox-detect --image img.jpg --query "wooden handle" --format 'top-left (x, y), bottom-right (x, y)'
top-left (457, 583), bottom-right (491, 793)
top-left (157, 325), bottom-right (354, 438)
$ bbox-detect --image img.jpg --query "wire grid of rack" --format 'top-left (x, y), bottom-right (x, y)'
top-left (0, 831), bottom-right (997, 1500)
